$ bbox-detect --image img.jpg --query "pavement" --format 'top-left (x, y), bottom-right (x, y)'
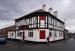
top-left (0, 38), bottom-right (75, 51)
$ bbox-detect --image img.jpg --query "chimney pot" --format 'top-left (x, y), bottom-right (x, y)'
top-left (42, 4), bottom-right (47, 11)
top-left (48, 8), bottom-right (53, 14)
top-left (53, 11), bottom-right (58, 17)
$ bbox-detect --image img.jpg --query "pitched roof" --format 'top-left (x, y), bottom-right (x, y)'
top-left (15, 9), bottom-right (64, 24)
top-left (0, 25), bottom-right (16, 34)
top-left (0, 25), bottom-right (16, 37)
top-left (15, 9), bottom-right (48, 20)
top-left (33, 9), bottom-right (47, 12)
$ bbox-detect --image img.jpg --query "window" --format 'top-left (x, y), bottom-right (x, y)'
top-left (54, 31), bottom-right (57, 37)
top-left (48, 17), bottom-right (51, 24)
top-left (19, 32), bottom-right (22, 36)
top-left (52, 18), bottom-right (54, 25)
top-left (39, 16), bottom-right (46, 28)
top-left (40, 20), bottom-right (45, 26)
top-left (55, 19), bottom-right (57, 26)
top-left (59, 31), bottom-right (60, 36)
top-left (49, 32), bottom-right (52, 37)
top-left (59, 31), bottom-right (63, 37)
top-left (22, 20), bottom-right (25, 25)
top-left (17, 32), bottom-right (22, 36)
top-left (28, 32), bottom-right (33, 37)
top-left (28, 30), bottom-right (33, 37)
top-left (33, 17), bottom-right (37, 24)
top-left (60, 32), bottom-right (62, 37)
top-left (17, 33), bottom-right (19, 36)
top-left (12, 33), bottom-right (13, 36)
top-left (27, 19), bottom-right (29, 24)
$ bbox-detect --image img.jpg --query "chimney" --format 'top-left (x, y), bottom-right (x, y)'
top-left (53, 11), bottom-right (58, 17)
top-left (48, 8), bottom-right (53, 14)
top-left (42, 4), bottom-right (47, 11)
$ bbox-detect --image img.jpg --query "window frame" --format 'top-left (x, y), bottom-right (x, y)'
top-left (28, 30), bottom-right (33, 37)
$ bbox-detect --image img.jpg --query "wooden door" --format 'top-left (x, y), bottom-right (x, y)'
top-left (40, 30), bottom-right (45, 39)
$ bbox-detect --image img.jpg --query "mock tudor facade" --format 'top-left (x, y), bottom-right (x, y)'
top-left (15, 5), bottom-right (65, 42)
top-left (0, 4), bottom-right (65, 42)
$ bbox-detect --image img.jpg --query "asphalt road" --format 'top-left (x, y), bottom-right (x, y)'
top-left (0, 38), bottom-right (75, 51)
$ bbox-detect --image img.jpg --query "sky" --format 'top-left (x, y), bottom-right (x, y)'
top-left (0, 0), bottom-right (75, 32)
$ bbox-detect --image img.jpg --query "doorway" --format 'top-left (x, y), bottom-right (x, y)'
top-left (40, 30), bottom-right (45, 39)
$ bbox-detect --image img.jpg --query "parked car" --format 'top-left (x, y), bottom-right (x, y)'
top-left (0, 35), bottom-right (7, 44)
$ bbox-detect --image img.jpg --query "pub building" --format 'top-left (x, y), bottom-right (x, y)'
top-left (15, 4), bottom-right (65, 42)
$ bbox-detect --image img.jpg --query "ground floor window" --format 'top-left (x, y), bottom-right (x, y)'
top-left (28, 30), bottom-right (33, 37)
top-left (17, 32), bottom-right (22, 37)
top-left (54, 31), bottom-right (57, 37)
top-left (59, 31), bottom-right (63, 37)
top-left (49, 32), bottom-right (52, 37)
top-left (49, 30), bottom-right (52, 37)
top-left (12, 33), bottom-right (13, 36)
top-left (61, 31), bottom-right (63, 37)
top-left (28, 32), bottom-right (33, 37)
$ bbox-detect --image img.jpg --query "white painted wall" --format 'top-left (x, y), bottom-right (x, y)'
top-left (25, 29), bottom-right (38, 42)
top-left (15, 29), bottom-right (64, 42)
top-left (49, 30), bottom-right (55, 41)
top-left (36, 29), bottom-right (49, 42)
top-left (24, 29), bottom-right (49, 42)
top-left (7, 31), bottom-right (15, 39)
top-left (8, 32), bottom-right (11, 38)
top-left (54, 31), bottom-right (64, 41)
top-left (15, 16), bottom-right (65, 42)
top-left (10, 31), bottom-right (16, 39)
top-left (8, 31), bottom-right (15, 39)
top-left (16, 30), bottom-right (22, 40)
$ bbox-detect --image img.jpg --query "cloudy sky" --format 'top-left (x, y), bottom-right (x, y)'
top-left (0, 0), bottom-right (75, 32)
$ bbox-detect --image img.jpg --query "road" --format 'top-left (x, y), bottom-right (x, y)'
top-left (0, 38), bottom-right (75, 51)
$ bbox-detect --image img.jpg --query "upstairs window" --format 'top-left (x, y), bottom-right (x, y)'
top-left (39, 16), bottom-right (46, 28)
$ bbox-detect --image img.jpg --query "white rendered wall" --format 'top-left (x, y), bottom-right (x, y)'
top-left (16, 30), bottom-right (22, 40)
top-left (24, 29), bottom-right (50, 42)
top-left (10, 31), bottom-right (15, 39)
top-left (54, 31), bottom-right (64, 41)
top-left (24, 29), bottom-right (39, 42)
top-left (17, 29), bottom-right (64, 42)
top-left (8, 31), bottom-right (15, 39)
top-left (50, 30), bottom-right (55, 41)
top-left (8, 32), bottom-right (11, 38)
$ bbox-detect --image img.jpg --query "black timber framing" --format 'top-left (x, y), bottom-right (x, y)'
top-left (19, 28), bottom-right (64, 31)
top-left (15, 9), bottom-right (64, 24)
top-left (15, 9), bottom-right (65, 32)
top-left (47, 16), bottom-right (48, 28)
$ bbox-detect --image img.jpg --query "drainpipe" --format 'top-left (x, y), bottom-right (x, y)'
top-left (22, 30), bottom-right (24, 43)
